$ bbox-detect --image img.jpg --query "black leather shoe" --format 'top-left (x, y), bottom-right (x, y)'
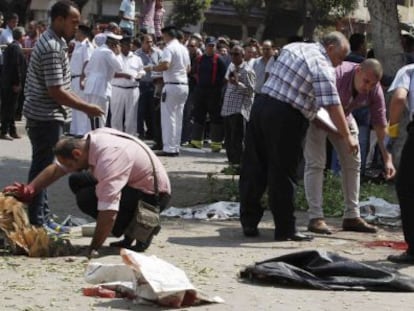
top-left (109, 236), bottom-right (134, 248)
top-left (151, 144), bottom-right (163, 150)
top-left (274, 232), bottom-right (314, 242)
top-left (243, 227), bottom-right (259, 237)
top-left (132, 226), bottom-right (161, 252)
top-left (156, 151), bottom-right (179, 157)
top-left (387, 252), bottom-right (414, 264)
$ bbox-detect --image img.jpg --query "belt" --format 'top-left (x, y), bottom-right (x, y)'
top-left (165, 82), bottom-right (187, 85)
top-left (71, 75), bottom-right (81, 80)
top-left (113, 85), bottom-right (138, 89)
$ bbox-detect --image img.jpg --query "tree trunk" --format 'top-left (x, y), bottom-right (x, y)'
top-left (255, 22), bottom-right (265, 41)
top-left (241, 23), bottom-right (249, 41)
top-left (367, 0), bottom-right (406, 167)
top-left (367, 0), bottom-right (404, 78)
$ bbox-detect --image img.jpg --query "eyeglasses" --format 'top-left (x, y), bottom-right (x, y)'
top-left (262, 47), bottom-right (272, 50)
top-left (231, 52), bottom-right (241, 56)
top-left (188, 45), bottom-right (196, 48)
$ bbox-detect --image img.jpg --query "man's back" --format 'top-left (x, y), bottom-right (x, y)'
top-left (162, 39), bottom-right (189, 83)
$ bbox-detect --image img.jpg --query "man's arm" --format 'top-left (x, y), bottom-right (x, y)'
top-left (48, 86), bottom-right (103, 117)
top-left (389, 88), bottom-right (408, 126)
top-left (373, 125), bottom-right (396, 179)
top-left (29, 163), bottom-right (67, 193)
top-left (145, 60), bottom-right (170, 72)
top-left (326, 104), bottom-right (359, 154)
top-left (89, 210), bottom-right (117, 253)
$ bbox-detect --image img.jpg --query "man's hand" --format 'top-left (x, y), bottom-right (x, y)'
top-left (85, 104), bottom-right (104, 117)
top-left (345, 133), bottom-right (359, 155)
top-left (383, 158), bottom-right (396, 180)
top-left (3, 182), bottom-right (35, 203)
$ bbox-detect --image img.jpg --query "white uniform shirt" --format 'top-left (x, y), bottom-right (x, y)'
top-left (112, 51), bottom-right (145, 87)
top-left (84, 44), bottom-right (123, 97)
top-left (119, 0), bottom-right (135, 30)
top-left (388, 63), bottom-right (414, 118)
top-left (0, 26), bottom-right (13, 45)
top-left (70, 39), bottom-right (94, 76)
top-left (161, 38), bottom-right (190, 84)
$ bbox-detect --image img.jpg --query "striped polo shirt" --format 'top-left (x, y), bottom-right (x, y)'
top-left (23, 27), bottom-right (71, 122)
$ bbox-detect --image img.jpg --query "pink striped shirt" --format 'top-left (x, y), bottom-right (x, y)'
top-left (88, 128), bottom-right (171, 211)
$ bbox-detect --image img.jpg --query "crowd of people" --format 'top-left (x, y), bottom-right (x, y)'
top-left (1, 0), bottom-right (414, 264)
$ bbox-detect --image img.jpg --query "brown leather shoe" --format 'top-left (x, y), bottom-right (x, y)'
top-left (308, 218), bottom-right (332, 235)
top-left (342, 217), bottom-right (377, 233)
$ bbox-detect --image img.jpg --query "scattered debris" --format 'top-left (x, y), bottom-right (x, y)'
top-left (359, 197), bottom-right (401, 226)
top-left (161, 201), bottom-right (240, 220)
top-left (0, 193), bottom-right (75, 257)
top-left (83, 249), bottom-right (224, 307)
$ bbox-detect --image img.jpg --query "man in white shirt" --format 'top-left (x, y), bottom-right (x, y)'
top-left (119, 0), bottom-right (136, 36)
top-left (0, 13), bottom-right (18, 70)
top-left (69, 25), bottom-right (94, 135)
top-left (0, 13), bottom-right (18, 46)
top-left (84, 33), bottom-right (125, 128)
top-left (252, 40), bottom-right (275, 95)
top-left (111, 36), bottom-right (145, 134)
top-left (144, 26), bottom-right (190, 156)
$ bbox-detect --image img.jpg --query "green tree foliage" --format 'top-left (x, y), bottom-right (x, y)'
top-left (229, 0), bottom-right (263, 39)
top-left (230, 0), bottom-right (263, 18)
top-left (307, 0), bottom-right (358, 26)
top-left (170, 0), bottom-right (212, 28)
top-left (262, 0), bottom-right (358, 39)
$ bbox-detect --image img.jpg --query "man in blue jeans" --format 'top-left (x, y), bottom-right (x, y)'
top-left (22, 0), bottom-right (103, 230)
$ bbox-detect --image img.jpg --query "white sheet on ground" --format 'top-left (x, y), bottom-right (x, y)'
top-left (161, 201), bottom-right (240, 220)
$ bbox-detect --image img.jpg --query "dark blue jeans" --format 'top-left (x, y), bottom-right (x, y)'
top-left (26, 120), bottom-right (64, 225)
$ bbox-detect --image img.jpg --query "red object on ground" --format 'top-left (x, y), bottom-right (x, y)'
top-left (363, 240), bottom-right (408, 250)
top-left (83, 286), bottom-right (116, 298)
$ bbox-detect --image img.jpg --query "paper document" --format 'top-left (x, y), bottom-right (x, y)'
top-left (316, 107), bottom-right (338, 132)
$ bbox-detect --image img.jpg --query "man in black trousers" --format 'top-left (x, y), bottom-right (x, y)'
top-left (0, 26), bottom-right (26, 140)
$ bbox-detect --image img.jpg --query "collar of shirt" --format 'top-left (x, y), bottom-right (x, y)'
top-left (317, 42), bottom-right (333, 67)
top-left (47, 27), bottom-right (68, 49)
top-left (122, 51), bottom-right (135, 59)
top-left (166, 38), bottom-right (179, 47)
top-left (233, 61), bottom-right (248, 71)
